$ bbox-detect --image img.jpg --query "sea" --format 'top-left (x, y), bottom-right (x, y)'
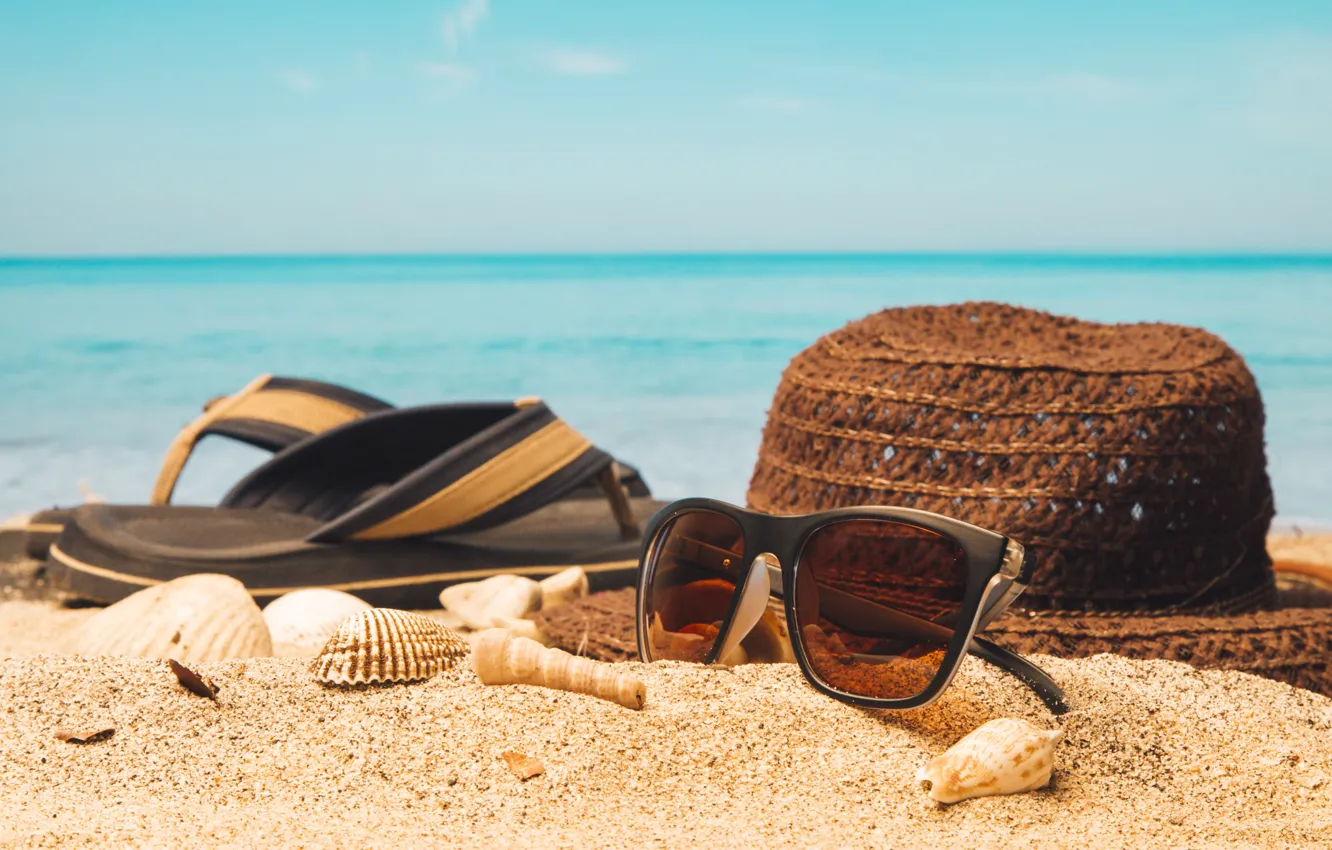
top-left (1, 254), bottom-right (1330, 526)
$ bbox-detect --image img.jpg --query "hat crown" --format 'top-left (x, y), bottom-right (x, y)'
top-left (747, 301), bottom-right (1275, 614)
top-left (836, 301), bottom-right (1229, 374)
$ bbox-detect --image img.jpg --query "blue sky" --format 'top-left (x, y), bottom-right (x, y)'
top-left (2, 1), bottom-right (1331, 255)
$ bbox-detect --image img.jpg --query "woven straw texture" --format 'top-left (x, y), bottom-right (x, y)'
top-left (746, 301), bottom-right (1277, 615)
top-left (987, 606), bottom-right (1330, 695)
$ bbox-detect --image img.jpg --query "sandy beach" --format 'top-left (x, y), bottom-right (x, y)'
top-left (1, 535), bottom-right (1331, 847)
top-left (0, 641), bottom-right (1329, 847)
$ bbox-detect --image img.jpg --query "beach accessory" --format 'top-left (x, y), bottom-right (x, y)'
top-left (535, 302), bottom-right (1329, 695)
top-left (743, 301), bottom-right (1331, 695)
top-left (14, 374), bottom-right (390, 559)
top-left (46, 400), bottom-right (666, 607)
top-left (635, 498), bottom-right (1068, 713)
top-left (12, 373), bottom-right (649, 561)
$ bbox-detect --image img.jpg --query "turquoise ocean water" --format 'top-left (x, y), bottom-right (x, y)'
top-left (1, 255), bottom-right (1330, 525)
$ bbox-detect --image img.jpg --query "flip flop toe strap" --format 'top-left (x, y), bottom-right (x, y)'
top-left (150, 374), bottom-right (392, 506)
top-left (219, 401), bottom-right (638, 543)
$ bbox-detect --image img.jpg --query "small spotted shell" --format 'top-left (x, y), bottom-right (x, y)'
top-left (311, 609), bottom-right (469, 686)
top-left (917, 718), bottom-right (1063, 804)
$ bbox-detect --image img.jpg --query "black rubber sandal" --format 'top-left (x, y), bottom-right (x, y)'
top-left (18, 374), bottom-right (648, 560)
top-left (46, 400), bottom-right (665, 607)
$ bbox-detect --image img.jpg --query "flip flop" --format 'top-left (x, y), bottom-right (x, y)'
top-left (46, 400), bottom-right (665, 607)
top-left (15, 374), bottom-right (648, 560)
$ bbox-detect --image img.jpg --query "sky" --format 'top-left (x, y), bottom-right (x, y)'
top-left (1, 1), bottom-right (1331, 255)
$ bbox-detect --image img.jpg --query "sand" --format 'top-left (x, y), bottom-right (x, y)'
top-left (1, 650), bottom-right (1330, 848)
top-left (2, 537), bottom-right (1331, 847)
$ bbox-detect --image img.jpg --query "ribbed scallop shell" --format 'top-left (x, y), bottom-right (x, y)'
top-left (262, 589), bottom-right (372, 657)
top-left (311, 609), bottom-right (469, 686)
top-left (917, 718), bottom-right (1063, 804)
top-left (67, 574), bottom-right (272, 662)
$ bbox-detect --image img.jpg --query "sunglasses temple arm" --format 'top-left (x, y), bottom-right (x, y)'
top-left (968, 635), bottom-right (1069, 715)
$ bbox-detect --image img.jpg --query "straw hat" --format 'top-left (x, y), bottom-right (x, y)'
top-left (534, 302), bottom-right (1329, 695)
top-left (744, 301), bottom-right (1330, 695)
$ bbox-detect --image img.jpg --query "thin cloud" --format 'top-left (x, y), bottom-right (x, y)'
top-left (442, 0), bottom-right (489, 52)
top-left (1235, 31), bottom-right (1332, 143)
top-left (929, 71), bottom-right (1141, 104)
top-left (418, 61), bottom-right (476, 96)
top-left (419, 61), bottom-right (475, 83)
top-left (1037, 72), bottom-right (1135, 104)
top-left (774, 60), bottom-right (1141, 106)
top-left (542, 49), bottom-right (627, 76)
top-left (737, 95), bottom-right (807, 113)
top-left (277, 68), bottom-right (318, 94)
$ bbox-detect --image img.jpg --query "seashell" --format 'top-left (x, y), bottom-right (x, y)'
top-left (489, 615), bottom-right (548, 645)
top-left (738, 605), bottom-right (796, 664)
top-left (481, 576), bottom-right (542, 623)
top-left (311, 608), bottom-right (470, 686)
top-left (432, 608), bottom-right (466, 631)
top-left (262, 589), bottom-right (372, 657)
top-left (440, 575), bottom-right (541, 630)
top-left (716, 643), bottom-right (749, 666)
top-left (539, 567), bottom-right (589, 611)
top-left (501, 750), bottom-right (545, 781)
top-left (917, 718), bottom-right (1063, 804)
top-left (437, 580), bottom-right (480, 614)
top-left (462, 617), bottom-right (545, 652)
top-left (472, 628), bottom-right (646, 710)
top-left (67, 574), bottom-right (272, 662)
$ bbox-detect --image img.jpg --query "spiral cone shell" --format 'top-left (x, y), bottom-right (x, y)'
top-left (311, 609), bottom-right (469, 686)
top-left (262, 589), bottom-right (372, 657)
top-left (67, 574), bottom-right (271, 662)
top-left (472, 628), bottom-right (646, 709)
top-left (917, 718), bottom-right (1063, 804)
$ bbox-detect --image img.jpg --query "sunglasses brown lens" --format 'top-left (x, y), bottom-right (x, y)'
top-left (643, 510), bottom-right (747, 663)
top-left (794, 518), bottom-right (968, 700)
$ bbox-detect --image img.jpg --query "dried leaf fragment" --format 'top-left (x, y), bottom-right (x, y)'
top-left (54, 724), bottom-right (116, 744)
top-left (169, 658), bottom-right (219, 700)
top-left (502, 750), bottom-right (545, 781)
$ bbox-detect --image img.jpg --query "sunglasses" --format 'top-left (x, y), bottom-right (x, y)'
top-left (635, 499), bottom-right (1067, 714)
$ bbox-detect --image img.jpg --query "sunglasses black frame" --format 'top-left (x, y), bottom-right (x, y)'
top-left (636, 498), bottom-right (1067, 715)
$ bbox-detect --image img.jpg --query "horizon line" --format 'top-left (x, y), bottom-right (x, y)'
top-left (3, 249), bottom-right (1332, 264)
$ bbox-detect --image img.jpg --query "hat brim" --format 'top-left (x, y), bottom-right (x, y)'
top-left (529, 533), bottom-right (1332, 697)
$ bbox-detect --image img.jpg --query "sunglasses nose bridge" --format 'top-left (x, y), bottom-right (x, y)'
top-left (713, 553), bottom-right (776, 664)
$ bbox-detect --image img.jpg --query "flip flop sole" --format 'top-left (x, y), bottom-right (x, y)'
top-left (47, 499), bottom-right (664, 608)
top-left (20, 467), bottom-right (651, 562)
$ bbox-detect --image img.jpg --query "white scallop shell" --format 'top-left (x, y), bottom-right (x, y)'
top-left (67, 574), bottom-right (272, 662)
top-left (262, 589), bottom-right (372, 657)
top-left (917, 718), bottom-right (1063, 804)
top-left (311, 608), bottom-right (470, 686)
